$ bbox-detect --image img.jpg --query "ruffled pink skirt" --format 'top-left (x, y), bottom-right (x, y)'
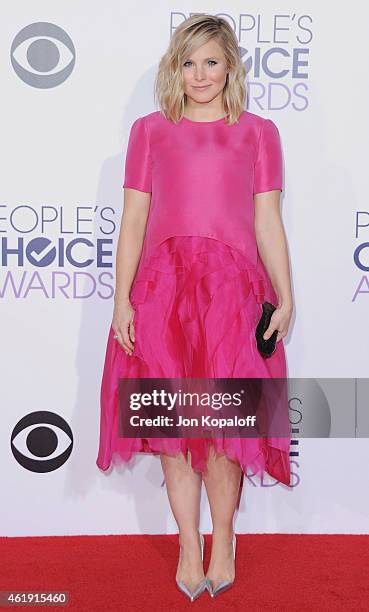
top-left (96, 236), bottom-right (291, 486)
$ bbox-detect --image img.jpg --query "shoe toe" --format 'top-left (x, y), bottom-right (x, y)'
top-left (207, 578), bottom-right (234, 597)
top-left (176, 578), bottom-right (207, 601)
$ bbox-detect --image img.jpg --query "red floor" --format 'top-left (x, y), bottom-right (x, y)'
top-left (1, 534), bottom-right (369, 611)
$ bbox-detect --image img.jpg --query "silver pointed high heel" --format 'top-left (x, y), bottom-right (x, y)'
top-left (176, 532), bottom-right (207, 602)
top-left (206, 533), bottom-right (236, 598)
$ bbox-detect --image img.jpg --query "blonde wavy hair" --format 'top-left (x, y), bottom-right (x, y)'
top-left (154, 14), bottom-right (247, 125)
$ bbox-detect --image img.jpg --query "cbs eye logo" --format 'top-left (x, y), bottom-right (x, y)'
top-left (10, 22), bottom-right (76, 88)
top-left (11, 411), bottom-right (73, 472)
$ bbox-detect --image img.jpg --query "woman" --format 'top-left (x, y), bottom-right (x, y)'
top-left (96, 14), bottom-right (293, 602)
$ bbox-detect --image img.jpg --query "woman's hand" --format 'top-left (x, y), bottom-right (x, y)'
top-left (263, 304), bottom-right (293, 343)
top-left (112, 301), bottom-right (136, 355)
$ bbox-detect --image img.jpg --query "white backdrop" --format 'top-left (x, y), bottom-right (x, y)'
top-left (1, 2), bottom-right (368, 537)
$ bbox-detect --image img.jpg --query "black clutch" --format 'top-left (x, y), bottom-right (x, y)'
top-left (255, 301), bottom-right (278, 358)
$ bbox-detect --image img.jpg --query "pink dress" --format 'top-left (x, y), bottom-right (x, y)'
top-left (96, 110), bottom-right (291, 486)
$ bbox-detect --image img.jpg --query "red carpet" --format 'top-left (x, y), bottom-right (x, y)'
top-left (1, 534), bottom-right (368, 611)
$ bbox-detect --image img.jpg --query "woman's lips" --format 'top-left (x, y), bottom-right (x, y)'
top-left (192, 85), bottom-right (211, 90)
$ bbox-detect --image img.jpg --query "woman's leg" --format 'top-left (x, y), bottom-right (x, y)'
top-left (202, 444), bottom-right (242, 582)
top-left (160, 450), bottom-right (205, 589)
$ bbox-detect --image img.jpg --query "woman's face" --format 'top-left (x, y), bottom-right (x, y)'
top-left (181, 39), bottom-right (228, 107)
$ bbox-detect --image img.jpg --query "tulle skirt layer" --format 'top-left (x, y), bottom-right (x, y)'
top-left (96, 236), bottom-right (291, 486)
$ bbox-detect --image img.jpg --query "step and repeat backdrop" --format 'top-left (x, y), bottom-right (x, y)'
top-left (1, 2), bottom-right (368, 536)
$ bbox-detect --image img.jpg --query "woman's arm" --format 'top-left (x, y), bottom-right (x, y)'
top-left (254, 189), bottom-right (293, 341)
top-left (114, 187), bottom-right (150, 306)
top-left (112, 187), bottom-right (150, 354)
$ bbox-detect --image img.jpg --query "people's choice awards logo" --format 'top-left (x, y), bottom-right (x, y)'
top-left (11, 411), bottom-right (73, 472)
top-left (172, 12), bottom-right (312, 111)
top-left (11, 22), bottom-right (75, 88)
top-left (288, 379), bottom-right (332, 438)
top-left (0, 204), bottom-right (116, 299)
top-left (353, 212), bottom-right (369, 301)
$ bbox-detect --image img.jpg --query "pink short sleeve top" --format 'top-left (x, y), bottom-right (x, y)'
top-left (122, 110), bottom-right (283, 268)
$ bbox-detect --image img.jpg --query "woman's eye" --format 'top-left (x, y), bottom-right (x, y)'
top-left (183, 60), bottom-right (218, 67)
